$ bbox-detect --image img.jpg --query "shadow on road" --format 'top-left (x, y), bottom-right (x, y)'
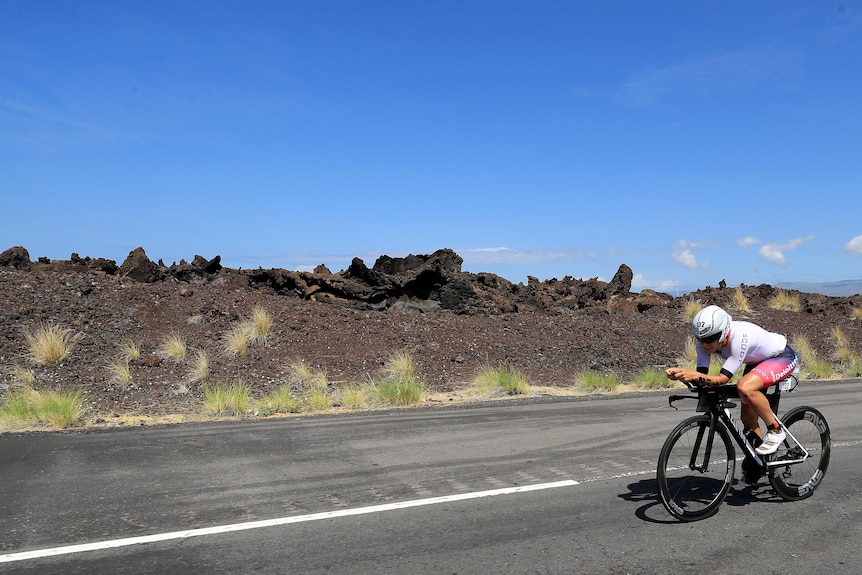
top-left (619, 478), bottom-right (678, 524)
top-left (620, 476), bottom-right (784, 524)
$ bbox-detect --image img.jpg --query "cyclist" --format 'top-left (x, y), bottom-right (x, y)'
top-left (665, 304), bottom-right (799, 455)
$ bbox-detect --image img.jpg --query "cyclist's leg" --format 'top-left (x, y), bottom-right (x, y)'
top-left (736, 372), bottom-right (776, 429)
top-left (738, 350), bottom-right (798, 430)
top-left (740, 403), bottom-right (761, 437)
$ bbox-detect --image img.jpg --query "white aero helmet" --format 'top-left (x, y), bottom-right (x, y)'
top-left (692, 305), bottom-right (731, 343)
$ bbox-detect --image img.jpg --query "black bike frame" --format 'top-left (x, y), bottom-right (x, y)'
top-left (669, 385), bottom-right (811, 472)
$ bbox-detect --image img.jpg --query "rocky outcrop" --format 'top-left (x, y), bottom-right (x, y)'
top-left (0, 246), bottom-right (31, 270)
top-left (13, 245), bottom-right (856, 317)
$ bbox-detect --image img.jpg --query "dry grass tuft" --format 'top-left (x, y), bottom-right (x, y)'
top-left (10, 365), bottom-right (36, 385)
top-left (24, 321), bottom-right (82, 366)
top-left (730, 287), bottom-right (751, 313)
top-left (108, 356), bottom-right (133, 386)
top-left (769, 290), bottom-right (802, 312)
top-left (119, 341), bottom-right (141, 361)
top-left (830, 327), bottom-right (848, 346)
top-left (224, 324), bottom-right (252, 357)
top-left (159, 333), bottom-right (187, 361)
top-left (249, 306), bottom-right (273, 345)
top-left (682, 298), bottom-right (703, 323)
top-left (189, 349), bottom-right (211, 382)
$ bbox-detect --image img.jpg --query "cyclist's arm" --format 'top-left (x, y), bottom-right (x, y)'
top-left (666, 367), bottom-right (730, 386)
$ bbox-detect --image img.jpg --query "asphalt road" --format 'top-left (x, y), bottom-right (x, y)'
top-left (1, 381), bottom-right (860, 574)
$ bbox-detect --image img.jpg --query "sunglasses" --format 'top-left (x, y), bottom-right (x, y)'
top-left (697, 333), bottom-right (721, 344)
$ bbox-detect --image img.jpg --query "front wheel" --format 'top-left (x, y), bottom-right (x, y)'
top-left (657, 415), bottom-right (736, 521)
top-left (769, 406), bottom-right (831, 500)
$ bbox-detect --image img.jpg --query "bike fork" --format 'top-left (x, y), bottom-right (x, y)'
top-left (690, 413), bottom-right (718, 472)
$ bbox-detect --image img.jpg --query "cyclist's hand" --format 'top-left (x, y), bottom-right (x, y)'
top-left (666, 368), bottom-right (705, 385)
top-left (666, 368), bottom-right (685, 381)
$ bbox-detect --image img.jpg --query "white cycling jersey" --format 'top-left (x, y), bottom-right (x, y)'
top-left (697, 320), bottom-right (787, 379)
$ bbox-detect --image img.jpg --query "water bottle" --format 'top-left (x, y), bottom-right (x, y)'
top-left (779, 374), bottom-right (799, 392)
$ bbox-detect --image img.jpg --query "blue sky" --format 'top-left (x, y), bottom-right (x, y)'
top-left (2, 1), bottom-right (861, 294)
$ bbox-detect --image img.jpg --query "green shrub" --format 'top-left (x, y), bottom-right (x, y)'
top-left (258, 385), bottom-right (301, 415)
top-left (0, 386), bottom-right (85, 429)
top-left (634, 367), bottom-right (678, 390)
top-left (375, 376), bottom-right (423, 405)
top-left (788, 335), bottom-right (833, 379)
top-left (305, 388), bottom-right (331, 411)
top-left (39, 389), bottom-right (87, 428)
top-left (203, 380), bottom-right (252, 416)
top-left (803, 357), bottom-right (834, 379)
top-left (339, 384), bottom-right (369, 410)
top-left (575, 371), bottom-right (620, 393)
top-left (837, 347), bottom-right (862, 377)
top-left (472, 365), bottom-right (530, 396)
top-left (843, 358), bottom-right (862, 378)
top-left (373, 351), bottom-right (424, 406)
top-left (0, 387), bottom-right (39, 422)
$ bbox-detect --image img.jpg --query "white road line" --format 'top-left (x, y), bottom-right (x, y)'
top-left (833, 440), bottom-right (862, 448)
top-left (0, 479), bottom-right (578, 564)
top-left (10, 439), bottom-right (856, 565)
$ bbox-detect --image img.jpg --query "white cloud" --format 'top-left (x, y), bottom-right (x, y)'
top-left (758, 235), bottom-right (815, 267)
top-left (674, 249), bottom-right (700, 270)
top-left (674, 239), bottom-right (707, 250)
top-left (632, 273), bottom-right (679, 292)
top-left (469, 247), bottom-right (509, 253)
top-left (616, 47), bottom-right (798, 107)
top-left (737, 236), bottom-right (761, 249)
top-left (844, 235), bottom-right (862, 254)
top-left (758, 244), bottom-right (788, 267)
top-left (461, 247), bottom-right (598, 266)
top-left (672, 240), bottom-right (709, 270)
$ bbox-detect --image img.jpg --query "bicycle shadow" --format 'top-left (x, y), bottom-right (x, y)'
top-left (619, 477), bottom-right (779, 523)
top-left (618, 477), bottom-right (676, 523)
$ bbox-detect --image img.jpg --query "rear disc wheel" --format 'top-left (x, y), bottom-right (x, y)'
top-left (769, 406), bottom-right (831, 500)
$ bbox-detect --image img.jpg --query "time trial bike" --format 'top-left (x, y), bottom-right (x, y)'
top-left (656, 377), bottom-right (831, 521)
